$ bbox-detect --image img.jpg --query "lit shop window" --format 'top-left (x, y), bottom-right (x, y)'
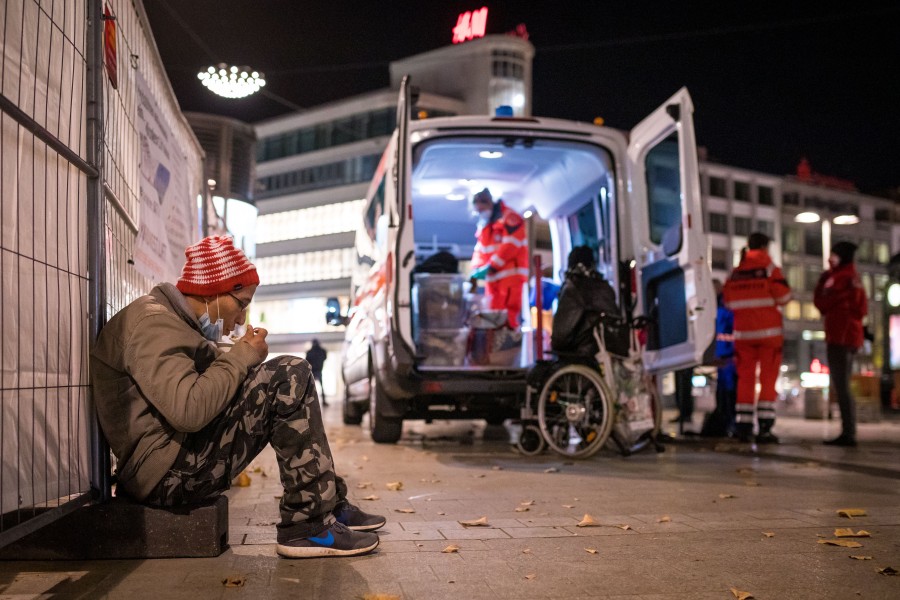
top-left (257, 200), bottom-right (365, 243)
top-left (861, 273), bottom-right (872, 298)
top-left (785, 265), bottom-right (803, 291)
top-left (250, 296), bottom-right (349, 335)
top-left (489, 78), bottom-right (526, 114)
top-left (802, 302), bottom-right (820, 321)
top-left (784, 300), bottom-right (801, 321)
top-left (255, 248), bottom-right (355, 284)
top-left (874, 274), bottom-right (888, 302)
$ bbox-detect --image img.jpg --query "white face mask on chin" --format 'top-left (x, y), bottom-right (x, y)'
top-left (199, 297), bottom-right (224, 341)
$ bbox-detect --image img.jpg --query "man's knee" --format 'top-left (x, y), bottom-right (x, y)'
top-left (255, 356), bottom-right (316, 408)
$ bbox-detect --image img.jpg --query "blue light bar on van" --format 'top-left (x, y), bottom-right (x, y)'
top-left (494, 105), bottom-right (514, 117)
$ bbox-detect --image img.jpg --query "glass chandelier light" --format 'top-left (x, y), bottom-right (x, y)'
top-left (197, 64), bottom-right (265, 99)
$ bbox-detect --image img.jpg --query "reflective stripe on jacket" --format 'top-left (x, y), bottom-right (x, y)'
top-left (723, 249), bottom-right (791, 343)
top-left (472, 200), bottom-right (528, 284)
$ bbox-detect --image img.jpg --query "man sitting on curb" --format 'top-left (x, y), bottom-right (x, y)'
top-left (91, 235), bottom-right (385, 558)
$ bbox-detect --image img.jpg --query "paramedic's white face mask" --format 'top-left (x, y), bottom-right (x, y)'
top-left (199, 297), bottom-right (224, 341)
top-left (473, 203), bottom-right (492, 226)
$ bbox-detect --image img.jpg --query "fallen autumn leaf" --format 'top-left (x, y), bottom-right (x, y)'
top-left (362, 494), bottom-right (380, 501)
top-left (850, 555), bottom-right (873, 560)
top-left (385, 481), bottom-right (403, 491)
top-left (395, 508), bottom-right (416, 514)
top-left (877, 566), bottom-right (898, 575)
top-left (834, 528), bottom-right (870, 538)
top-left (730, 587), bottom-right (754, 600)
top-left (233, 472), bottom-right (252, 487)
top-left (442, 545), bottom-right (459, 553)
top-left (818, 539), bottom-right (863, 548)
top-left (837, 508), bottom-right (867, 518)
top-left (584, 548), bottom-right (598, 554)
top-left (459, 516), bottom-right (490, 527)
top-left (577, 514), bottom-right (599, 527)
top-left (222, 576), bottom-right (245, 588)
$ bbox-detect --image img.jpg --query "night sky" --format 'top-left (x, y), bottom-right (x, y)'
top-left (143, 1), bottom-right (900, 195)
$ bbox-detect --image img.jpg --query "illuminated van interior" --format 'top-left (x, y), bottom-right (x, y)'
top-left (408, 134), bottom-right (618, 369)
top-left (410, 135), bottom-right (617, 275)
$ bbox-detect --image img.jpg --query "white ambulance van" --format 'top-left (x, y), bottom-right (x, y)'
top-left (330, 77), bottom-right (716, 443)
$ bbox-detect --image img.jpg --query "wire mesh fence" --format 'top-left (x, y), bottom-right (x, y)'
top-left (0, 0), bottom-right (93, 543)
top-left (0, 0), bottom-right (203, 546)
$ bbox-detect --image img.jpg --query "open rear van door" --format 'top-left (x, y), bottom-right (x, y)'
top-left (391, 75), bottom-right (415, 347)
top-left (627, 88), bottom-right (715, 373)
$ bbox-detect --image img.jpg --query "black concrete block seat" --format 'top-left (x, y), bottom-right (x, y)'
top-left (0, 496), bottom-right (228, 560)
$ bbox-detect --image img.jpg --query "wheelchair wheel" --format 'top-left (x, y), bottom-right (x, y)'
top-left (515, 423), bottom-right (546, 456)
top-left (537, 364), bottom-right (614, 458)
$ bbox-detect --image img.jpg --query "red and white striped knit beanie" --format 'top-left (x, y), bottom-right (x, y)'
top-left (175, 235), bottom-right (259, 296)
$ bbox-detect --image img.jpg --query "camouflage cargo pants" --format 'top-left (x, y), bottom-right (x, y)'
top-left (145, 355), bottom-right (348, 539)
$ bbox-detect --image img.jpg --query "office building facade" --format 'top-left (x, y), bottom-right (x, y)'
top-left (700, 159), bottom-right (897, 389)
top-left (245, 33), bottom-right (896, 402)
top-left (249, 35), bottom-right (534, 398)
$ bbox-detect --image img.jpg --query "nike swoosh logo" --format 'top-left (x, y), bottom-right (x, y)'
top-left (308, 530), bottom-right (335, 546)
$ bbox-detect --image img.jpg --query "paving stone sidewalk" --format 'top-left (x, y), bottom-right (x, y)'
top-left (0, 409), bottom-right (898, 599)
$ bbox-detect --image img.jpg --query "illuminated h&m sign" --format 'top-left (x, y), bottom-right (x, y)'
top-left (452, 7), bottom-right (488, 44)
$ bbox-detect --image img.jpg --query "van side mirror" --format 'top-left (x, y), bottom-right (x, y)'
top-left (325, 297), bottom-right (347, 326)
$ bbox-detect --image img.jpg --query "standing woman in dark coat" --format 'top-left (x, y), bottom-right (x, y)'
top-left (814, 241), bottom-right (868, 447)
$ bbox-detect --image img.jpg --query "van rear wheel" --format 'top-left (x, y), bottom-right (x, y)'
top-left (343, 392), bottom-right (364, 425)
top-left (369, 373), bottom-right (402, 444)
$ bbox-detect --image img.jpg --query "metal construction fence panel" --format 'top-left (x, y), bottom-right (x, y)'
top-left (0, 0), bottom-right (203, 546)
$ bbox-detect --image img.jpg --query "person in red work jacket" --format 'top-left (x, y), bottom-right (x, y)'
top-left (470, 188), bottom-right (528, 327)
top-left (723, 232), bottom-right (791, 444)
top-left (814, 241), bottom-right (868, 447)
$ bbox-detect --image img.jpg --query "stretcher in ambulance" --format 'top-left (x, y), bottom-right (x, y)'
top-left (330, 76), bottom-right (715, 443)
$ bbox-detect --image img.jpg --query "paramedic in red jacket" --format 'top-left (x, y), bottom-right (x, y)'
top-left (814, 241), bottom-right (868, 447)
top-left (469, 188), bottom-right (528, 327)
top-left (723, 232), bottom-right (791, 444)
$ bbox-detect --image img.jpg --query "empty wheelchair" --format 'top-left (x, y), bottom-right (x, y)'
top-left (517, 314), bottom-right (663, 459)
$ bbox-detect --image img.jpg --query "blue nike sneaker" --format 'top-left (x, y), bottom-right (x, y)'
top-left (334, 502), bottom-right (387, 532)
top-left (276, 521), bottom-right (378, 558)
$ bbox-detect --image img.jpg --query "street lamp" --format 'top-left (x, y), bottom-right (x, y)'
top-left (793, 210), bottom-right (857, 269)
top-left (198, 64), bottom-right (265, 99)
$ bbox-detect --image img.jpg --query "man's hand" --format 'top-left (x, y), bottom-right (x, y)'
top-left (240, 324), bottom-right (269, 362)
top-left (470, 264), bottom-right (490, 280)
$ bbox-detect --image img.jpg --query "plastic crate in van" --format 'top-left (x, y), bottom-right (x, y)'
top-left (412, 273), bottom-right (467, 330)
top-left (418, 328), bottom-right (469, 367)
